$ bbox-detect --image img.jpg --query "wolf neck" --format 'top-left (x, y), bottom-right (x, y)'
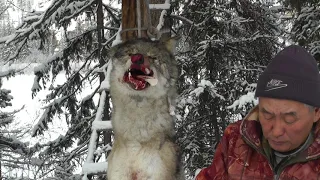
top-left (112, 94), bottom-right (175, 142)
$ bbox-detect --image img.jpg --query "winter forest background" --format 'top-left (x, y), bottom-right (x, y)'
top-left (0, 0), bottom-right (319, 179)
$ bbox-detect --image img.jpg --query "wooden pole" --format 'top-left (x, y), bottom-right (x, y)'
top-left (121, 0), bottom-right (171, 41)
top-left (121, 0), bottom-right (148, 41)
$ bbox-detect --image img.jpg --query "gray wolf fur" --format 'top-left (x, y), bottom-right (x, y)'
top-left (107, 38), bottom-right (183, 180)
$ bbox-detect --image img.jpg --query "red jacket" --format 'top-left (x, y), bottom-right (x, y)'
top-left (196, 106), bottom-right (320, 180)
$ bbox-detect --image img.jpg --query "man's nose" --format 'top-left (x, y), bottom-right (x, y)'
top-left (271, 119), bottom-right (285, 138)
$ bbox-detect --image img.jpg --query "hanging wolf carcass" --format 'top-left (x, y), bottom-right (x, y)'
top-left (107, 38), bottom-right (183, 180)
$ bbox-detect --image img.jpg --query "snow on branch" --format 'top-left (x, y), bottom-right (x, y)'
top-left (0, 107), bottom-right (25, 128)
top-left (94, 144), bottom-right (112, 157)
top-left (59, 0), bottom-right (96, 24)
top-left (0, 157), bottom-right (43, 167)
top-left (31, 96), bottom-right (68, 137)
top-left (0, 135), bottom-right (31, 155)
top-left (32, 52), bottom-right (63, 94)
top-left (1, 0), bottom-right (98, 63)
top-left (227, 91), bottom-right (258, 111)
top-left (0, 115), bottom-right (13, 126)
top-left (293, 6), bottom-right (320, 55)
top-left (102, 3), bottom-right (121, 25)
top-left (32, 30), bottom-right (98, 97)
top-left (190, 79), bottom-right (225, 100)
top-left (34, 53), bottom-right (62, 74)
top-left (170, 14), bottom-right (195, 26)
top-left (0, 88), bottom-right (13, 108)
top-left (22, 11), bottom-right (43, 23)
top-left (0, 34), bottom-right (16, 44)
top-left (214, 34), bottom-right (273, 44)
top-left (33, 114), bottom-right (92, 157)
top-left (4, 0), bottom-right (64, 45)
top-left (310, 41), bottom-right (320, 56)
top-left (61, 138), bottom-right (89, 163)
top-left (44, 61), bottom-right (96, 101)
top-left (6, 38), bottom-right (27, 62)
top-left (39, 135), bottom-right (74, 155)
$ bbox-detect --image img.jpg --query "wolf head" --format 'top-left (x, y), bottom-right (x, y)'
top-left (109, 38), bottom-right (178, 99)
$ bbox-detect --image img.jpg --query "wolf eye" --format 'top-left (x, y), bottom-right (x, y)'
top-left (153, 58), bottom-right (160, 66)
top-left (148, 56), bottom-right (157, 60)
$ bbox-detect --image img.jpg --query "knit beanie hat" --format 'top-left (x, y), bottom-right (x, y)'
top-left (255, 45), bottom-right (320, 107)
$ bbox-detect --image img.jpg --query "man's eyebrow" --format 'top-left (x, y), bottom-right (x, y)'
top-left (282, 111), bottom-right (297, 116)
top-left (261, 107), bottom-right (273, 114)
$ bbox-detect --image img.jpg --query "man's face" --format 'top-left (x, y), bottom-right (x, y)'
top-left (259, 97), bottom-right (320, 152)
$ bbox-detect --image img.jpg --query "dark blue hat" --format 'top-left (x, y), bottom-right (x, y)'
top-left (255, 45), bottom-right (320, 107)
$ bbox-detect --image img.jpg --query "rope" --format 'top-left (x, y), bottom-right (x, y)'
top-left (121, 27), bottom-right (148, 33)
top-left (144, 0), bottom-right (161, 40)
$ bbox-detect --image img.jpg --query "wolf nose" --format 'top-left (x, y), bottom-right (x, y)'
top-left (131, 54), bottom-right (144, 64)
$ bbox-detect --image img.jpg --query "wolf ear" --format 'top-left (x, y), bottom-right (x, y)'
top-left (161, 36), bottom-right (180, 54)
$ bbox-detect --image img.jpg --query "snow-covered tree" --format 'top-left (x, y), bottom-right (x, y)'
top-left (282, 0), bottom-right (320, 60)
top-left (0, 0), bottom-right (120, 179)
top-left (0, 2), bottom-right (38, 179)
top-left (0, 78), bottom-right (38, 179)
top-left (173, 0), bottom-right (282, 178)
top-left (1, 0), bottom-right (319, 179)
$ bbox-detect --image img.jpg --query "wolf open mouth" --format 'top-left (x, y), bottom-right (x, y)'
top-left (123, 54), bottom-right (158, 90)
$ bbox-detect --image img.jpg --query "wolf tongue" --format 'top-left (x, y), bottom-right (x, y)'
top-left (126, 72), bottom-right (146, 90)
top-left (137, 75), bottom-right (158, 86)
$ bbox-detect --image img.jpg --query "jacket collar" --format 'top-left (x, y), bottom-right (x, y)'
top-left (306, 120), bottom-right (320, 159)
top-left (240, 106), bottom-right (262, 150)
top-left (240, 106), bottom-right (320, 160)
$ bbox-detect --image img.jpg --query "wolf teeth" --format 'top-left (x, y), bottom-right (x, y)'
top-left (145, 68), bottom-right (151, 75)
top-left (145, 77), bottom-right (158, 86)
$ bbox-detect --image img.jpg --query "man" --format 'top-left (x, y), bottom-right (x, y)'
top-left (196, 45), bottom-right (320, 180)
